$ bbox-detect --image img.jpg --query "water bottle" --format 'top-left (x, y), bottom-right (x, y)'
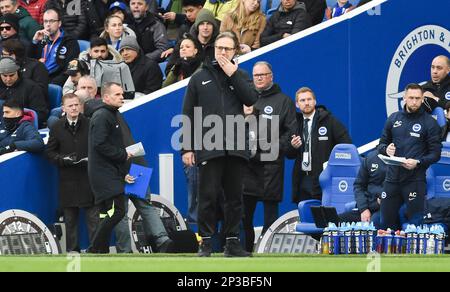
top-left (405, 225), bottom-right (418, 254)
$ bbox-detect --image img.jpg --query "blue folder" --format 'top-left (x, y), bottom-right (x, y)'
top-left (125, 164), bottom-right (153, 199)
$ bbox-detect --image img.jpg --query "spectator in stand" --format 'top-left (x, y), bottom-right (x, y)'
top-left (188, 8), bottom-right (218, 61)
top-left (45, 0), bottom-right (88, 40)
top-left (129, 0), bottom-right (169, 62)
top-left (45, 93), bottom-right (98, 253)
top-left (31, 8), bottom-right (80, 86)
top-left (62, 58), bottom-right (90, 94)
top-left (220, 0), bottom-right (266, 54)
top-left (325, 0), bottom-right (354, 19)
top-left (119, 36), bottom-right (162, 95)
top-left (0, 0), bottom-right (41, 42)
top-left (0, 56), bottom-right (48, 127)
top-left (79, 37), bottom-right (122, 66)
top-left (260, 0), bottom-right (312, 46)
top-left (203, 0), bottom-right (238, 23)
top-left (19, 0), bottom-right (47, 25)
top-left (422, 55), bottom-right (450, 113)
top-left (0, 98), bottom-right (44, 155)
top-left (2, 38), bottom-right (49, 97)
top-left (108, 1), bottom-right (134, 26)
top-left (100, 15), bottom-right (136, 52)
top-left (0, 14), bottom-right (31, 55)
top-left (302, 0), bottom-right (326, 26)
top-left (163, 33), bottom-right (202, 87)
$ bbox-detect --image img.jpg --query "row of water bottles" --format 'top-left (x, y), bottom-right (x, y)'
top-left (318, 222), bottom-right (446, 255)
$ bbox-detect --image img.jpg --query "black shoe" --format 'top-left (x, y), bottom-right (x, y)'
top-left (224, 238), bottom-right (252, 257)
top-left (158, 239), bottom-right (175, 253)
top-left (198, 239), bottom-right (212, 257)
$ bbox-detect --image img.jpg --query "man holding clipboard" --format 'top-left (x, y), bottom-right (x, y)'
top-left (378, 83), bottom-right (442, 230)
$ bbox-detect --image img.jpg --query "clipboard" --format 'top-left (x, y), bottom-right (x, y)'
top-left (310, 206), bottom-right (340, 228)
top-left (377, 154), bottom-right (407, 166)
top-left (125, 164), bottom-right (152, 199)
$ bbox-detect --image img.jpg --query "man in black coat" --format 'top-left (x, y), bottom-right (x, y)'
top-left (119, 36), bottom-right (162, 95)
top-left (302, 0), bottom-right (326, 26)
top-left (260, 0), bottom-right (312, 46)
top-left (45, 93), bottom-right (98, 253)
top-left (87, 82), bottom-right (131, 253)
top-left (31, 8), bottom-right (80, 86)
top-left (0, 56), bottom-right (48, 128)
top-left (182, 32), bottom-right (257, 257)
top-left (242, 61), bottom-right (297, 252)
top-left (286, 87), bottom-right (352, 203)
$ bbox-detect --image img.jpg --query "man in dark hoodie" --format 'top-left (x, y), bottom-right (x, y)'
top-left (260, 0), bottom-right (312, 46)
top-left (31, 8), bottom-right (80, 86)
top-left (0, 98), bottom-right (44, 155)
top-left (286, 87), bottom-right (351, 203)
top-left (129, 0), bottom-right (169, 62)
top-left (422, 55), bottom-right (450, 113)
top-left (119, 36), bottom-right (162, 95)
top-left (0, 0), bottom-right (41, 42)
top-left (0, 56), bottom-right (48, 128)
top-left (87, 82), bottom-right (131, 254)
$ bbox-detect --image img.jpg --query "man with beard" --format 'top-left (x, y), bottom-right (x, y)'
top-left (286, 87), bottom-right (351, 204)
top-left (422, 55), bottom-right (450, 112)
top-left (0, 98), bottom-right (44, 155)
top-left (378, 83), bottom-right (442, 230)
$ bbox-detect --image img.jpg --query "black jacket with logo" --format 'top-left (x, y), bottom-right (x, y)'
top-left (354, 150), bottom-right (386, 214)
top-left (286, 106), bottom-right (352, 202)
top-left (182, 61), bottom-right (257, 165)
top-left (88, 103), bottom-right (128, 203)
top-left (423, 75), bottom-right (450, 110)
top-left (243, 84), bottom-right (297, 202)
top-left (378, 107), bottom-right (442, 183)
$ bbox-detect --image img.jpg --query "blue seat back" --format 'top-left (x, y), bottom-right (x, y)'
top-left (78, 40), bottom-right (90, 53)
top-left (159, 61), bottom-right (167, 80)
top-left (48, 84), bottom-right (63, 110)
top-left (427, 142), bottom-right (450, 199)
top-left (319, 144), bottom-right (361, 214)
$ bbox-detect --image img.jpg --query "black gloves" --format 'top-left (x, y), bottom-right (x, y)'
top-left (0, 143), bottom-right (16, 155)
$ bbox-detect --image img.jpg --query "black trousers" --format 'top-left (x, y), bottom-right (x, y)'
top-left (89, 194), bottom-right (127, 253)
top-left (63, 206), bottom-right (99, 252)
top-left (197, 156), bottom-right (246, 238)
top-left (381, 181), bottom-right (426, 230)
top-left (242, 196), bottom-right (279, 252)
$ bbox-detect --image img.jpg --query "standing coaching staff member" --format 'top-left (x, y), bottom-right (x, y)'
top-left (45, 93), bottom-right (98, 253)
top-left (378, 83), bottom-right (442, 230)
top-left (87, 82), bottom-right (132, 254)
top-left (287, 87), bottom-right (351, 204)
top-left (182, 31), bottom-right (257, 257)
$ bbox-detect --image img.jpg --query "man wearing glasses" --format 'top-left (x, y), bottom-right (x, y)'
top-left (241, 61), bottom-right (297, 252)
top-left (0, 13), bottom-right (31, 54)
top-left (31, 7), bottom-right (79, 86)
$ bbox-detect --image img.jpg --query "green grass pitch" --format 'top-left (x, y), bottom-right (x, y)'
top-left (1, 254), bottom-right (450, 272)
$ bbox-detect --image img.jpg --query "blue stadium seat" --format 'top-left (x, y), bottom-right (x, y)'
top-left (296, 144), bottom-right (361, 234)
top-left (260, 0), bottom-right (269, 13)
top-left (159, 61), bottom-right (168, 80)
top-left (426, 142), bottom-right (450, 200)
top-left (159, 0), bottom-right (171, 11)
top-left (266, 0), bottom-right (280, 16)
top-left (24, 108), bottom-right (38, 129)
top-left (78, 40), bottom-right (90, 52)
top-left (48, 84), bottom-right (63, 110)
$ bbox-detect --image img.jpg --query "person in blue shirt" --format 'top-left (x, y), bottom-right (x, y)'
top-left (31, 7), bottom-right (79, 86)
top-left (378, 83), bottom-right (442, 230)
